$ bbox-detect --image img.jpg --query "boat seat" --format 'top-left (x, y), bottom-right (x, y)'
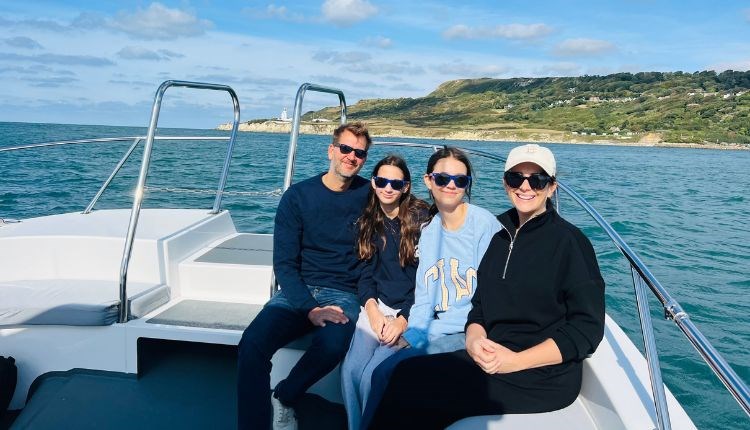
top-left (145, 299), bottom-right (315, 350)
top-left (0, 279), bottom-right (169, 326)
top-left (447, 397), bottom-right (595, 430)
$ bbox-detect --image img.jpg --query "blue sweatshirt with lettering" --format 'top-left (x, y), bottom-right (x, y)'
top-left (403, 203), bottom-right (501, 349)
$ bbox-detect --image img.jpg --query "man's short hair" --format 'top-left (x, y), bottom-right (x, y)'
top-left (332, 122), bottom-right (372, 150)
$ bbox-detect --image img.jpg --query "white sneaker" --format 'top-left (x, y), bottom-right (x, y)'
top-left (271, 393), bottom-right (298, 430)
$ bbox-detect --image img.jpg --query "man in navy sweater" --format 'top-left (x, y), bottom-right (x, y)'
top-left (238, 122), bottom-right (372, 430)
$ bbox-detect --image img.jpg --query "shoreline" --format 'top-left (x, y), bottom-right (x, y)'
top-left (217, 121), bottom-right (749, 151)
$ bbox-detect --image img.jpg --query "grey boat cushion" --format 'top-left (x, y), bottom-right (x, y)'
top-left (147, 300), bottom-right (313, 350)
top-left (0, 279), bottom-right (169, 326)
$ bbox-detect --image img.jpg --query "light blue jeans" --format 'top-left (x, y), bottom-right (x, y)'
top-left (341, 300), bottom-right (401, 430)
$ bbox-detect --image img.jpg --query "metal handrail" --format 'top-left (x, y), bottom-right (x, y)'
top-left (0, 136), bottom-right (232, 214)
top-left (82, 135), bottom-right (237, 213)
top-left (118, 80), bottom-right (241, 323)
top-left (632, 268), bottom-right (671, 429)
top-left (283, 83), bottom-right (347, 192)
top-left (558, 181), bottom-right (750, 420)
top-left (84, 137), bottom-right (142, 214)
top-left (371, 140), bottom-right (750, 424)
top-left (0, 135), bottom-right (229, 153)
top-left (271, 83), bottom-right (348, 297)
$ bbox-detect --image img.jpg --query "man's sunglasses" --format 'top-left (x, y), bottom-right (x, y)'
top-left (429, 173), bottom-right (472, 189)
top-left (503, 171), bottom-right (554, 190)
top-left (372, 176), bottom-right (409, 191)
top-left (333, 143), bottom-right (367, 159)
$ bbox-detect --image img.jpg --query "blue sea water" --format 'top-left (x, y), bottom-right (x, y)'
top-left (1, 121), bottom-right (749, 429)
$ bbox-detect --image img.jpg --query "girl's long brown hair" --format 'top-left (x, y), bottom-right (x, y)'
top-left (357, 155), bottom-right (428, 267)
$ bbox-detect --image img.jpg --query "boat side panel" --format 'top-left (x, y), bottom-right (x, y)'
top-left (581, 315), bottom-right (698, 429)
top-left (0, 324), bottom-right (127, 410)
top-left (160, 211), bottom-right (238, 298)
top-left (176, 233), bottom-right (274, 303)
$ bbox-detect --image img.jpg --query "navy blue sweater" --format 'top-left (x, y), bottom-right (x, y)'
top-left (273, 173), bottom-right (370, 314)
top-left (358, 216), bottom-right (419, 319)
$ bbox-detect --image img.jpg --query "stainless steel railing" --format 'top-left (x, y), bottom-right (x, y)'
top-left (82, 136), bottom-right (230, 213)
top-left (0, 135), bottom-right (231, 213)
top-left (283, 83), bottom-right (347, 191)
top-left (117, 80), bottom-right (240, 323)
top-left (270, 83), bottom-right (348, 297)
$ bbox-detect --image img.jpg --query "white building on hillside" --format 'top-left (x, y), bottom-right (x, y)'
top-left (279, 108), bottom-right (291, 122)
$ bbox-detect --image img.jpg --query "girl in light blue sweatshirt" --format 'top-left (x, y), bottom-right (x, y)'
top-left (360, 147), bottom-right (500, 429)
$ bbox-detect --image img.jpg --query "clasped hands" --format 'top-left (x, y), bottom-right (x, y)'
top-left (466, 337), bottom-right (519, 374)
top-left (365, 300), bottom-right (407, 347)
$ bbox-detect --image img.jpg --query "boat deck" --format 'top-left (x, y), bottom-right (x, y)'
top-left (8, 340), bottom-right (346, 430)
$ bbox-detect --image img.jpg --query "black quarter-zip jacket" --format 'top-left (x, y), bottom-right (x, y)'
top-left (467, 201), bottom-right (605, 367)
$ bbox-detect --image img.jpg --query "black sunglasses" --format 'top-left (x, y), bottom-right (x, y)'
top-left (372, 176), bottom-right (408, 191)
top-left (504, 171), bottom-right (553, 190)
top-left (333, 143), bottom-right (367, 159)
top-left (429, 173), bottom-right (472, 189)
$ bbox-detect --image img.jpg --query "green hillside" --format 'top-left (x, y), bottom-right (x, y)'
top-left (306, 71), bottom-right (750, 145)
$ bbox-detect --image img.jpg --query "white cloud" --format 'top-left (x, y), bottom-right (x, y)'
top-left (5, 36), bottom-right (44, 49)
top-left (21, 75), bottom-right (79, 88)
top-left (553, 38), bottom-right (616, 57)
top-left (312, 50), bottom-right (373, 64)
top-left (344, 61), bottom-right (424, 75)
top-left (116, 46), bottom-right (183, 61)
top-left (321, 0), bottom-right (378, 27)
top-left (390, 83), bottom-right (421, 92)
top-left (268, 4), bottom-right (289, 18)
top-left (709, 59), bottom-right (750, 72)
top-left (363, 36), bottom-right (393, 49)
top-left (0, 52), bottom-right (114, 66)
top-left (158, 49), bottom-right (184, 59)
top-left (108, 3), bottom-right (213, 40)
top-left (433, 61), bottom-right (511, 77)
top-left (534, 62), bottom-right (582, 76)
top-left (443, 23), bottom-right (552, 40)
top-left (0, 16), bottom-right (70, 32)
top-left (71, 12), bottom-right (106, 30)
top-left (243, 4), bottom-right (306, 22)
top-left (311, 49), bottom-right (424, 75)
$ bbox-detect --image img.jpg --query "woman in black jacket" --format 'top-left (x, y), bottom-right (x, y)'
top-left (369, 144), bottom-right (605, 429)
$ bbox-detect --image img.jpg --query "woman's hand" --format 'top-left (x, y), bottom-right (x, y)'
top-left (364, 299), bottom-right (386, 340)
top-left (465, 323), bottom-right (493, 366)
top-left (469, 337), bottom-right (563, 374)
top-left (465, 323), bottom-right (522, 374)
top-left (467, 336), bottom-right (500, 372)
top-left (381, 315), bottom-right (407, 346)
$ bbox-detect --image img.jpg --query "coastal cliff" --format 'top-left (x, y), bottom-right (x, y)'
top-left (216, 119), bottom-right (748, 149)
top-left (217, 71), bottom-right (750, 149)
top-left (216, 120), bottom-right (337, 135)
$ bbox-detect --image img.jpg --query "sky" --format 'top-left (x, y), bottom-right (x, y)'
top-left (1, 0), bottom-right (749, 129)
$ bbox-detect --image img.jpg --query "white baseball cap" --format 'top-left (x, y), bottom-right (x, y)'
top-left (504, 144), bottom-right (556, 177)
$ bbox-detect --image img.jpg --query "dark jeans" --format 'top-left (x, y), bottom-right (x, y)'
top-left (237, 286), bottom-right (360, 430)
